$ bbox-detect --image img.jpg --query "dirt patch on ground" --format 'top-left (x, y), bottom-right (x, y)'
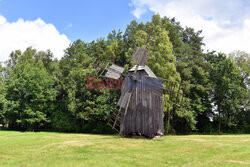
top-left (96, 142), bottom-right (141, 151)
top-left (60, 140), bottom-right (92, 148)
top-left (0, 136), bottom-right (7, 139)
top-left (60, 134), bottom-right (96, 139)
top-left (181, 138), bottom-right (206, 141)
top-left (227, 160), bottom-right (250, 165)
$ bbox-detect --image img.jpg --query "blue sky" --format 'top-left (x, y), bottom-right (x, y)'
top-left (0, 0), bottom-right (250, 61)
top-left (0, 0), bottom-right (153, 42)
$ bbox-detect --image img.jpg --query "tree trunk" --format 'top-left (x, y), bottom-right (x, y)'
top-left (218, 111), bottom-right (221, 134)
top-left (166, 108), bottom-right (171, 134)
top-left (218, 119), bottom-right (221, 134)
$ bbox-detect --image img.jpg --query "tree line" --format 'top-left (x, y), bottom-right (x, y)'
top-left (0, 15), bottom-right (249, 134)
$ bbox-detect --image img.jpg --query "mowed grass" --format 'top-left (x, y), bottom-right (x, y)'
top-left (0, 131), bottom-right (249, 167)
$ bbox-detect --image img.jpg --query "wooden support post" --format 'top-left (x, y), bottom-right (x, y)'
top-left (113, 107), bottom-right (121, 129)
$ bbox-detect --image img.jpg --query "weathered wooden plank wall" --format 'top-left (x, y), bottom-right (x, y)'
top-left (120, 70), bottom-right (164, 138)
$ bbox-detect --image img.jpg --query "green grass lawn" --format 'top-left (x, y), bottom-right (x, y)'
top-left (0, 131), bottom-right (249, 167)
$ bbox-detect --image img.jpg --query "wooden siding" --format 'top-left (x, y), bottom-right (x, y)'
top-left (105, 64), bottom-right (124, 79)
top-left (120, 70), bottom-right (164, 138)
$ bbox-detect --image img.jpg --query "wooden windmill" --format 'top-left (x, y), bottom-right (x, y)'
top-left (94, 32), bottom-right (186, 138)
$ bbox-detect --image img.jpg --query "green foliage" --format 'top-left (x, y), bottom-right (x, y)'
top-left (124, 15), bottom-right (180, 81)
top-left (229, 51), bottom-right (250, 110)
top-left (55, 40), bottom-right (118, 132)
top-left (124, 15), bottom-right (190, 133)
top-left (5, 48), bottom-right (56, 131)
top-left (210, 53), bottom-right (247, 133)
top-left (229, 51), bottom-right (250, 84)
top-left (149, 16), bottom-right (212, 133)
top-left (0, 69), bottom-right (7, 126)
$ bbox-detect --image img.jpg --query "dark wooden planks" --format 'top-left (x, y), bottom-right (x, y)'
top-left (120, 70), bottom-right (164, 138)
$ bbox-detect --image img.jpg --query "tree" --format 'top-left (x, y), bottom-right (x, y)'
top-left (143, 16), bottom-right (211, 133)
top-left (0, 66), bottom-right (6, 127)
top-left (229, 51), bottom-right (250, 83)
top-left (177, 28), bottom-right (212, 133)
top-left (5, 48), bottom-right (56, 131)
top-left (229, 51), bottom-right (250, 132)
top-left (124, 15), bottom-right (186, 133)
top-left (56, 40), bottom-right (117, 132)
top-left (210, 54), bottom-right (246, 133)
top-left (229, 51), bottom-right (249, 106)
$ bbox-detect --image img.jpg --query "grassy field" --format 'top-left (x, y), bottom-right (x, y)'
top-left (0, 131), bottom-right (249, 167)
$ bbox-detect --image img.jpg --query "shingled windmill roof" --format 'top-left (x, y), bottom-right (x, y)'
top-left (129, 65), bottom-right (157, 78)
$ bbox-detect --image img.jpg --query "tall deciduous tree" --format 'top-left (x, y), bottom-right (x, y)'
top-left (0, 66), bottom-right (7, 127)
top-left (56, 40), bottom-right (117, 132)
top-left (210, 54), bottom-right (246, 133)
top-left (5, 48), bottom-right (56, 131)
top-left (229, 51), bottom-right (250, 132)
top-left (160, 17), bottom-right (212, 133)
top-left (124, 15), bottom-right (187, 133)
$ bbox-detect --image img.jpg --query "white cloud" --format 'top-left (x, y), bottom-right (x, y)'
top-left (132, 7), bottom-right (147, 19)
top-left (0, 15), bottom-right (71, 62)
top-left (65, 23), bottom-right (72, 30)
top-left (130, 0), bottom-right (250, 54)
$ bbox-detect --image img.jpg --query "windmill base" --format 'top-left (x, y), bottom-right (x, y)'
top-left (120, 131), bottom-right (163, 139)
